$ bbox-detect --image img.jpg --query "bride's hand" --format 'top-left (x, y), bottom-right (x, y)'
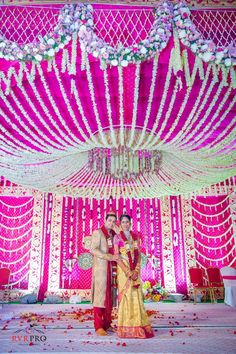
top-left (112, 224), bottom-right (121, 234)
top-left (131, 271), bottom-right (138, 281)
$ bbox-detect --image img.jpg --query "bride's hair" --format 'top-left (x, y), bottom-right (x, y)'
top-left (119, 214), bottom-right (131, 222)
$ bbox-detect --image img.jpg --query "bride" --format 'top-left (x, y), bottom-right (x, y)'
top-left (113, 214), bottom-right (154, 339)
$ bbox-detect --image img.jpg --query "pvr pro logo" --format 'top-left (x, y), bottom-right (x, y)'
top-left (12, 323), bottom-right (47, 345)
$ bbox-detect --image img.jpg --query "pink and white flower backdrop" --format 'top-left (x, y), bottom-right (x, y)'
top-left (0, 178), bottom-right (235, 301)
top-left (0, 3), bottom-right (235, 199)
top-left (0, 2), bottom-right (235, 300)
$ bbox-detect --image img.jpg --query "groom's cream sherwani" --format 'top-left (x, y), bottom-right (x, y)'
top-left (90, 228), bottom-right (113, 308)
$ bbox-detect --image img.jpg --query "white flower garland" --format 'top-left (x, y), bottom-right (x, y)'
top-left (193, 225), bottom-right (233, 239)
top-left (118, 66), bottom-right (125, 146)
top-left (176, 77), bottom-right (217, 148)
top-left (195, 234), bottom-right (234, 250)
top-left (53, 60), bottom-right (95, 148)
top-left (195, 244), bottom-right (234, 262)
top-left (136, 54), bottom-right (159, 149)
top-left (148, 78), bottom-right (179, 149)
top-left (85, 53), bottom-right (109, 147)
top-left (24, 65), bottom-right (80, 150)
top-left (143, 49), bottom-right (173, 149)
top-left (128, 62), bottom-right (141, 148)
top-left (185, 88), bottom-right (234, 151)
top-left (183, 81), bottom-right (225, 150)
top-left (166, 64), bottom-right (212, 148)
top-left (70, 79), bottom-right (98, 146)
top-left (10, 89), bottom-right (62, 152)
top-left (0, 91), bottom-right (49, 153)
top-left (16, 76), bottom-right (72, 151)
top-left (38, 62), bottom-right (91, 149)
top-left (103, 66), bottom-right (117, 147)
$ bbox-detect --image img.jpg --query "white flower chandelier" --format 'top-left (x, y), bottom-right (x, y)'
top-left (88, 147), bottom-right (162, 180)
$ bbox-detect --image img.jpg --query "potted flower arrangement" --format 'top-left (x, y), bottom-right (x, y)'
top-left (142, 280), bottom-right (169, 302)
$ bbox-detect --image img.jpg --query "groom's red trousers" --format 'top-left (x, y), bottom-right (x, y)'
top-left (94, 263), bottom-right (112, 331)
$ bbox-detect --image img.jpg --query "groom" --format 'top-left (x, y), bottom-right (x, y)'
top-left (90, 211), bottom-right (120, 336)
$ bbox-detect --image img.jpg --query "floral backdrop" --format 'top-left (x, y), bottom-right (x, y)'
top-left (0, 1), bottom-right (235, 301)
top-left (0, 179), bottom-right (235, 301)
top-left (0, 1), bottom-right (235, 199)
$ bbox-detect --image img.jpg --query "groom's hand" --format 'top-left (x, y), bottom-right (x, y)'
top-left (111, 254), bottom-right (121, 262)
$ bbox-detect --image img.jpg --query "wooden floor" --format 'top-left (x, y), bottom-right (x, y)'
top-left (0, 302), bottom-right (236, 353)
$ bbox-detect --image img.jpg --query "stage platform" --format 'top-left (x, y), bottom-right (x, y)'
top-left (0, 302), bottom-right (236, 353)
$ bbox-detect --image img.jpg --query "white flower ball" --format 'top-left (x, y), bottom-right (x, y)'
top-left (190, 43), bottom-right (198, 53)
top-left (224, 58), bottom-right (231, 67)
top-left (93, 51), bottom-right (99, 58)
top-left (140, 46), bottom-right (147, 54)
top-left (17, 53), bottom-right (23, 59)
top-left (215, 51), bottom-right (224, 60)
top-left (0, 42), bottom-right (6, 48)
top-left (201, 44), bottom-right (208, 51)
top-left (174, 15), bottom-right (181, 21)
top-left (111, 59), bottom-right (118, 66)
top-left (100, 47), bottom-right (106, 54)
top-left (47, 48), bottom-right (55, 57)
top-left (157, 28), bottom-right (165, 34)
top-left (79, 25), bottom-right (87, 32)
top-left (87, 19), bottom-right (93, 26)
top-left (161, 42), bottom-right (167, 49)
top-left (47, 38), bottom-right (55, 45)
top-left (121, 60), bottom-right (128, 67)
top-left (178, 30), bottom-right (186, 39)
top-left (201, 52), bottom-right (212, 62)
top-left (35, 54), bottom-right (43, 61)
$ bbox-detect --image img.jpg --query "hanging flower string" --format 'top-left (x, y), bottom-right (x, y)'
top-left (173, 1), bottom-right (236, 67)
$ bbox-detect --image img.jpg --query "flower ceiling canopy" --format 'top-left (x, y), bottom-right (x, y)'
top-left (0, 1), bottom-right (235, 199)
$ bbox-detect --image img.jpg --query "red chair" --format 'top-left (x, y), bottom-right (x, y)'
top-left (206, 267), bottom-right (224, 302)
top-left (0, 268), bottom-right (11, 303)
top-left (189, 267), bottom-right (214, 303)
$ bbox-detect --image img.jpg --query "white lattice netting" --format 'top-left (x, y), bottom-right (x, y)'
top-left (0, 5), bottom-right (235, 47)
